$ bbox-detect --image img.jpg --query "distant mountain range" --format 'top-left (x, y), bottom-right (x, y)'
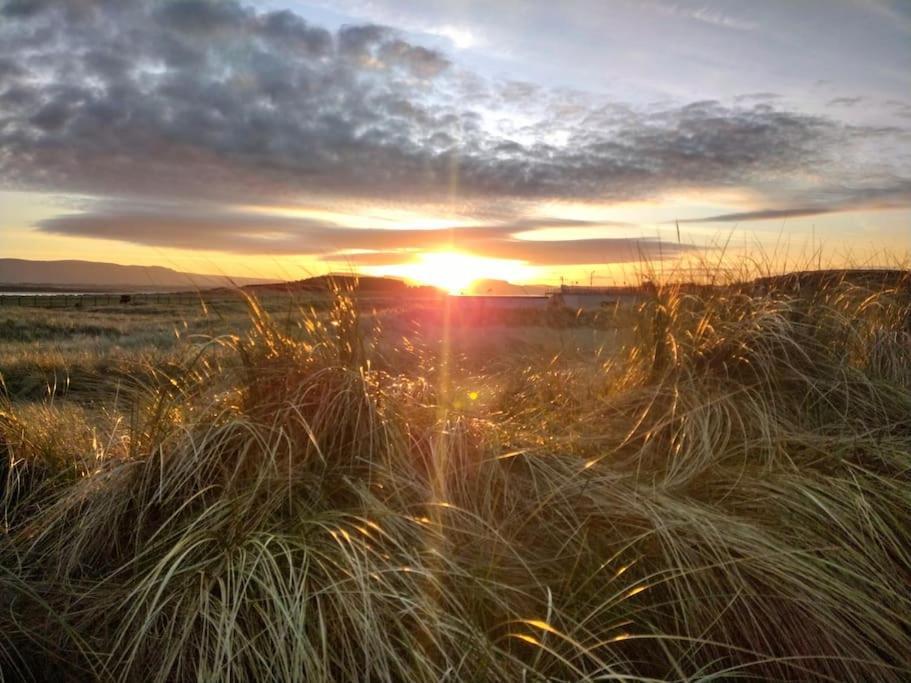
top-left (0, 258), bottom-right (279, 291)
top-left (0, 259), bottom-right (551, 295)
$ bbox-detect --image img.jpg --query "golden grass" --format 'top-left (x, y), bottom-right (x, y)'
top-left (1, 272), bottom-right (910, 681)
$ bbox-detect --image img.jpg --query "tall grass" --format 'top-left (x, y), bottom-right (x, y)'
top-left (1, 273), bottom-right (910, 681)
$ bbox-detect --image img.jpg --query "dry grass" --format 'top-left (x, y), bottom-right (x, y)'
top-left (1, 273), bottom-right (910, 681)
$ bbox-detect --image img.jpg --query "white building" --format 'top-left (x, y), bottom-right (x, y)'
top-left (549, 286), bottom-right (643, 311)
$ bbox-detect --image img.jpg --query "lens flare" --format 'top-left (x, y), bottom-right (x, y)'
top-left (379, 250), bottom-right (532, 293)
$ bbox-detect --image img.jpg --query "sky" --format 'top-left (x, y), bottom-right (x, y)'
top-left (1, 0), bottom-right (909, 288)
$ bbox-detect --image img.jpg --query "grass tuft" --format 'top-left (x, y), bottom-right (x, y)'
top-left (1, 274), bottom-right (910, 681)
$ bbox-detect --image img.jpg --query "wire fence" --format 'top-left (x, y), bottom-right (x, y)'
top-left (0, 292), bottom-right (218, 308)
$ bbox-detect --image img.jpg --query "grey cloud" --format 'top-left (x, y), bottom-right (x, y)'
top-left (35, 202), bottom-right (676, 265)
top-left (337, 24), bottom-right (449, 76)
top-left (259, 11), bottom-right (332, 57)
top-left (39, 206), bottom-right (339, 254)
top-left (678, 207), bottom-right (832, 223)
top-left (82, 49), bottom-right (132, 80)
top-left (828, 96), bottom-right (864, 107)
top-left (29, 100), bottom-right (70, 130)
top-left (32, 204), bottom-right (575, 252)
top-left (338, 23), bottom-right (389, 58)
top-left (0, 58), bottom-right (26, 80)
top-left (0, 0), bottom-right (907, 216)
top-left (498, 81), bottom-right (541, 102)
top-left (679, 178), bottom-right (911, 223)
top-left (156, 1), bottom-right (333, 57)
top-left (379, 40), bottom-right (450, 78)
top-left (884, 99), bottom-right (911, 119)
top-left (156, 0), bottom-right (250, 35)
top-left (1, 0), bottom-right (50, 17)
top-left (733, 92), bottom-right (781, 102)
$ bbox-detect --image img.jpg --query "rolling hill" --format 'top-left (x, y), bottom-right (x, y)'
top-left (0, 258), bottom-right (278, 291)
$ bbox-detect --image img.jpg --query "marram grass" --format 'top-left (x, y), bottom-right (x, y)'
top-left (1, 275), bottom-right (910, 681)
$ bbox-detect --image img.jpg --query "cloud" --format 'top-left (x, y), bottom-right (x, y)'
top-left (643, 1), bottom-right (757, 32)
top-left (679, 179), bottom-right (911, 223)
top-left (0, 0), bottom-right (906, 214)
top-left (678, 207), bottom-right (833, 223)
top-left (36, 204), bottom-right (515, 253)
top-left (336, 24), bottom-right (450, 76)
top-left (36, 201), bottom-right (692, 265)
top-left (828, 96), bottom-right (864, 107)
top-left (884, 99), bottom-right (911, 119)
top-left (455, 237), bottom-right (692, 265)
top-left (0, 57), bottom-right (26, 80)
top-left (687, 6), bottom-right (758, 31)
top-left (378, 39), bottom-right (451, 78)
top-left (156, 0), bottom-right (250, 35)
top-left (733, 92), bottom-right (782, 103)
top-left (1, 0), bottom-right (52, 18)
top-left (325, 237), bottom-right (687, 267)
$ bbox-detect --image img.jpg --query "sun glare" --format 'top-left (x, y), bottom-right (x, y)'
top-left (381, 251), bottom-right (532, 293)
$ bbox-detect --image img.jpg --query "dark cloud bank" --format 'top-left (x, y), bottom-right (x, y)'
top-left (38, 202), bottom-right (690, 265)
top-left (1, 0), bottom-right (908, 263)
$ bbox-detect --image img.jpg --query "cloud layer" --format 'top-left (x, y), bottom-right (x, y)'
top-left (37, 202), bottom-right (693, 264)
top-left (1, 0), bottom-right (909, 262)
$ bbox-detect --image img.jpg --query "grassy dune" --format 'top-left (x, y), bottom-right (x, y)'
top-left (1, 274), bottom-right (910, 681)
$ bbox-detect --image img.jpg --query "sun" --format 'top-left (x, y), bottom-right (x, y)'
top-left (382, 251), bottom-right (532, 293)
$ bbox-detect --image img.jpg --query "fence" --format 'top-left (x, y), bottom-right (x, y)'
top-left (0, 292), bottom-right (222, 308)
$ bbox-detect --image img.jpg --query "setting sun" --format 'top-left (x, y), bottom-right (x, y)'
top-left (377, 251), bottom-right (533, 293)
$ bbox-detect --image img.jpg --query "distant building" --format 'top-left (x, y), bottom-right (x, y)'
top-left (549, 285), bottom-right (643, 311)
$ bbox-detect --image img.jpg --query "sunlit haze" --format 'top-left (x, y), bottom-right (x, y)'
top-left (1, 0), bottom-right (909, 286)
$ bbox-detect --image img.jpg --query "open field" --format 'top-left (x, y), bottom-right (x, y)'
top-left (2, 275), bottom-right (911, 681)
